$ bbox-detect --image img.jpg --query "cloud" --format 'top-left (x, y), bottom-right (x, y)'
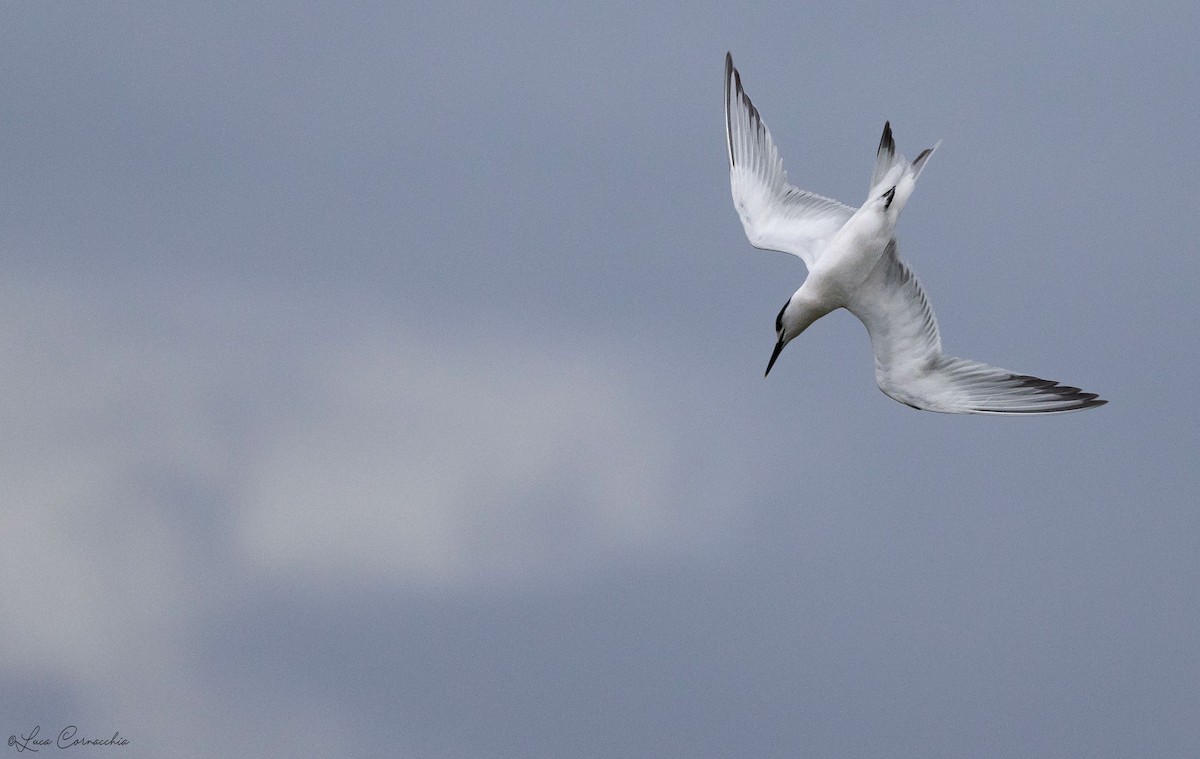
top-left (0, 277), bottom-right (750, 755)
top-left (235, 329), bottom-right (700, 588)
top-left (0, 279), bottom-right (730, 677)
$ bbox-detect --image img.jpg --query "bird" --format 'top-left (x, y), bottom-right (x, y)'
top-left (723, 53), bottom-right (1105, 414)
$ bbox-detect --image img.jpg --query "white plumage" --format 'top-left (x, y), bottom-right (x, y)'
top-left (725, 53), bottom-right (1105, 414)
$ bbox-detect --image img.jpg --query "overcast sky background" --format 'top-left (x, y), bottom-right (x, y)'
top-left (1, 3), bottom-right (1197, 757)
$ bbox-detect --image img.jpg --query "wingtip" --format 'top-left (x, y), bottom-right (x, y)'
top-left (724, 52), bottom-right (739, 92)
top-left (724, 54), bottom-right (737, 168)
top-left (725, 55), bottom-right (759, 169)
top-left (977, 375), bottom-right (1110, 414)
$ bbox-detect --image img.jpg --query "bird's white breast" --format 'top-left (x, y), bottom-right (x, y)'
top-left (808, 209), bottom-right (894, 305)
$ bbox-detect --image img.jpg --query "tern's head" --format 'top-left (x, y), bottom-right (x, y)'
top-left (765, 294), bottom-right (802, 377)
top-left (766, 289), bottom-right (828, 376)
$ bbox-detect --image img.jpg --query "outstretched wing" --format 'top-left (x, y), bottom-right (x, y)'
top-left (847, 242), bottom-right (1106, 414)
top-left (725, 53), bottom-right (854, 269)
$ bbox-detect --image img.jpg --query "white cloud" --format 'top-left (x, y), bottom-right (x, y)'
top-left (0, 280), bottom-right (731, 693)
top-left (236, 333), bottom-right (695, 587)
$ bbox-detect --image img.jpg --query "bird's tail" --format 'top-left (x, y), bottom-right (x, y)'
top-left (867, 121), bottom-right (940, 215)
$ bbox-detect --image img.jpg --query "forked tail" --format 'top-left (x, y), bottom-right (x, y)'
top-left (867, 121), bottom-right (940, 214)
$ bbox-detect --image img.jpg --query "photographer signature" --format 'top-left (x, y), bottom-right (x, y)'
top-left (8, 726), bottom-right (128, 752)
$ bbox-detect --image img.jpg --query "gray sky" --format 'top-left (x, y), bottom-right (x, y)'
top-left (2, 2), bottom-right (1197, 757)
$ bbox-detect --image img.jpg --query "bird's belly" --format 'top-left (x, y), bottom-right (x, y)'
top-left (811, 240), bottom-right (889, 304)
